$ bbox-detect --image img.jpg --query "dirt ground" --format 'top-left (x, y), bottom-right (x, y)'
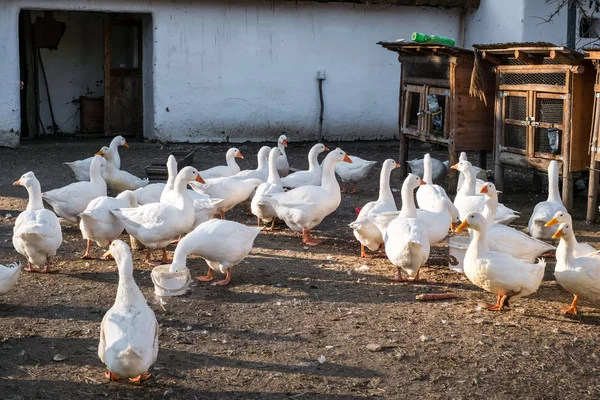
top-left (1, 137), bottom-right (600, 400)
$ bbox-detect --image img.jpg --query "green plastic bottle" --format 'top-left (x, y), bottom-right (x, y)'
top-left (411, 32), bottom-right (456, 47)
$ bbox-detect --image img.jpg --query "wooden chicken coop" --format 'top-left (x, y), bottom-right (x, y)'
top-left (378, 41), bottom-right (495, 191)
top-left (585, 49), bottom-right (600, 222)
top-left (472, 42), bottom-right (595, 211)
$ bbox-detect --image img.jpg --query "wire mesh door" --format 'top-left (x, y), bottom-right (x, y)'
top-left (401, 84), bottom-right (425, 136)
top-left (533, 93), bottom-right (565, 157)
top-left (501, 91), bottom-right (529, 154)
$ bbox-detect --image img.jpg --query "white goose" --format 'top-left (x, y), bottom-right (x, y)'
top-left (552, 223), bottom-right (600, 315)
top-left (276, 135), bottom-right (289, 177)
top-left (456, 213), bottom-right (546, 311)
top-left (0, 263), bottom-right (22, 295)
top-left (96, 146), bottom-right (148, 193)
top-left (259, 148), bottom-right (351, 245)
top-left (199, 148), bottom-right (243, 179)
top-left (374, 174), bottom-right (429, 281)
top-left (171, 219), bottom-right (262, 286)
top-left (528, 160), bottom-right (567, 240)
top-left (452, 160), bottom-right (519, 225)
top-left (335, 156), bottom-right (377, 194)
top-left (417, 198), bottom-right (460, 245)
top-left (480, 182), bottom-right (554, 263)
top-left (65, 135), bottom-right (127, 181)
top-left (251, 147), bottom-right (284, 229)
top-left (189, 177), bottom-right (262, 219)
top-left (545, 211), bottom-right (595, 259)
top-left (134, 155), bottom-right (177, 205)
top-left (456, 152), bottom-right (486, 192)
top-left (111, 167), bottom-right (203, 265)
top-left (416, 153), bottom-right (451, 212)
top-left (99, 240), bottom-right (158, 382)
top-left (407, 156), bottom-right (449, 182)
top-left (349, 159), bottom-right (399, 257)
top-left (43, 155), bottom-right (107, 223)
top-left (13, 172), bottom-right (63, 273)
top-left (280, 143), bottom-right (329, 189)
top-left (79, 190), bottom-right (139, 259)
top-left (232, 146), bottom-right (270, 182)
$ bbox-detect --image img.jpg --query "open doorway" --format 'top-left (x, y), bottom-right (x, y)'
top-left (18, 10), bottom-right (153, 140)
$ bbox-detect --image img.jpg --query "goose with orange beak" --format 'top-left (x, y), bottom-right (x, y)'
top-left (335, 155), bottom-right (377, 194)
top-left (258, 148), bottom-right (351, 246)
top-left (550, 222), bottom-right (600, 315)
top-left (281, 143), bottom-right (329, 189)
top-left (95, 146), bottom-right (149, 193)
top-left (199, 148), bottom-right (243, 179)
top-left (544, 211), bottom-right (594, 258)
top-left (480, 182), bottom-right (554, 263)
top-left (110, 167), bottom-right (205, 265)
top-left (65, 135), bottom-right (128, 181)
top-left (276, 135), bottom-right (290, 177)
top-left (369, 174), bottom-right (429, 282)
top-left (455, 212), bottom-right (546, 311)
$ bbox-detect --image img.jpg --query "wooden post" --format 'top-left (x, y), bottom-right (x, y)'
top-left (494, 76), bottom-right (504, 200)
top-left (104, 19), bottom-right (112, 137)
top-left (562, 91), bottom-right (573, 212)
top-left (398, 57), bottom-right (409, 180)
top-left (587, 96), bottom-right (600, 222)
top-left (478, 150), bottom-right (487, 171)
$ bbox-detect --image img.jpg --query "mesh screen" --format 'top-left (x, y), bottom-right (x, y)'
top-left (403, 62), bottom-right (449, 80)
top-left (505, 124), bottom-right (527, 149)
top-left (505, 96), bottom-right (527, 120)
top-left (499, 72), bottom-right (566, 86)
top-left (535, 128), bottom-right (562, 155)
top-left (538, 98), bottom-right (564, 124)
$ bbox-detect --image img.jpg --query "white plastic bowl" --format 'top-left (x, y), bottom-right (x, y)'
top-left (448, 236), bottom-right (470, 273)
top-left (151, 264), bottom-right (191, 297)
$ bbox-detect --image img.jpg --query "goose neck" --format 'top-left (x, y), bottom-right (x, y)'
top-left (460, 167), bottom-right (476, 195)
top-left (320, 157), bottom-right (339, 189)
top-left (562, 234), bottom-right (578, 263)
top-left (267, 156), bottom-right (282, 185)
top-left (26, 181), bottom-right (44, 211)
top-left (115, 260), bottom-right (146, 306)
top-left (470, 228), bottom-right (490, 258)
top-left (481, 195), bottom-right (497, 230)
top-left (377, 165), bottom-right (395, 205)
top-left (548, 165), bottom-right (561, 202)
top-left (172, 176), bottom-right (192, 209)
top-left (307, 148), bottom-right (320, 172)
top-left (399, 183), bottom-right (417, 218)
top-left (423, 156), bottom-right (433, 184)
top-left (89, 158), bottom-right (104, 184)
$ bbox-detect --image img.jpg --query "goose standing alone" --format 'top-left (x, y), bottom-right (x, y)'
top-left (456, 213), bottom-right (546, 311)
top-left (98, 240), bottom-right (159, 382)
top-left (111, 167), bottom-right (204, 265)
top-left (259, 148), bottom-right (352, 246)
top-left (373, 174), bottom-right (430, 282)
top-left (528, 160), bottom-right (567, 240)
top-left (13, 172), bottom-right (62, 273)
top-left (79, 190), bottom-right (139, 259)
top-left (96, 146), bottom-right (149, 193)
top-left (551, 223), bottom-right (600, 315)
top-left (171, 219), bottom-right (262, 286)
top-left (200, 148), bottom-right (243, 179)
top-left (335, 156), bottom-right (377, 194)
top-left (42, 155), bottom-right (107, 223)
top-left (276, 135), bottom-right (289, 178)
top-left (280, 143), bottom-right (329, 189)
top-left (251, 147), bottom-right (284, 229)
top-left (65, 135), bottom-right (128, 181)
top-left (349, 159), bottom-right (399, 257)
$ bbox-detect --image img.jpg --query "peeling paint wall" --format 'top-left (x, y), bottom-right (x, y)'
top-left (0, 0), bottom-right (461, 147)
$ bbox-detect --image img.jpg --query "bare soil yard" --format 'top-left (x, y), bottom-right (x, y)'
top-left (1, 138), bottom-right (599, 400)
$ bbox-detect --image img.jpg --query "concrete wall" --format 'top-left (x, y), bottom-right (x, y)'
top-left (0, 0), bottom-right (461, 147)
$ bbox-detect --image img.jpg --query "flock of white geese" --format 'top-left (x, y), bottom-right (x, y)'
top-left (1, 134), bottom-right (599, 383)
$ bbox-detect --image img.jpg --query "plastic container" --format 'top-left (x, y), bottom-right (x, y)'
top-left (411, 32), bottom-right (456, 47)
top-left (448, 236), bottom-right (470, 273)
top-left (151, 264), bottom-right (191, 297)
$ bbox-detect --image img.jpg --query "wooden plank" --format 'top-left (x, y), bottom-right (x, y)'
top-left (398, 55), bottom-right (449, 65)
top-left (23, 10), bottom-right (36, 138)
top-left (514, 50), bottom-right (543, 65)
top-left (550, 49), bottom-right (574, 65)
top-left (499, 84), bottom-right (568, 94)
top-left (398, 61), bottom-right (408, 181)
top-left (481, 50), bottom-right (501, 65)
top-left (403, 77), bottom-right (450, 88)
top-left (562, 88), bottom-right (573, 211)
top-left (588, 94), bottom-right (600, 222)
top-left (498, 151), bottom-right (563, 171)
top-left (527, 90), bottom-right (535, 159)
top-left (494, 73), bottom-right (505, 197)
top-left (103, 19), bottom-right (112, 137)
top-left (496, 65), bottom-right (572, 73)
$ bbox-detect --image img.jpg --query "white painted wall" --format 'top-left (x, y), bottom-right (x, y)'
top-left (0, 0), bottom-right (461, 147)
top-left (32, 11), bottom-right (105, 134)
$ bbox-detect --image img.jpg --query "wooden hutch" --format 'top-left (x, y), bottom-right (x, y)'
top-left (378, 41), bottom-right (495, 191)
top-left (585, 49), bottom-right (600, 222)
top-left (472, 42), bottom-right (595, 211)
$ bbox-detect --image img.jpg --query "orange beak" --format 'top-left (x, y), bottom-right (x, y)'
top-left (480, 185), bottom-right (488, 194)
top-left (343, 154), bottom-right (352, 163)
top-left (282, 139), bottom-right (288, 147)
top-left (102, 249), bottom-right (112, 259)
top-left (123, 141), bottom-right (129, 148)
top-left (195, 174), bottom-right (206, 184)
top-left (394, 162), bottom-right (401, 168)
top-left (450, 221), bottom-right (460, 231)
top-left (450, 163), bottom-right (459, 170)
top-left (95, 150), bottom-right (104, 156)
top-left (236, 151), bottom-right (244, 159)
top-left (545, 217), bottom-right (559, 227)
top-left (420, 180), bottom-right (427, 185)
top-left (12, 179), bottom-right (21, 186)
top-left (324, 146), bottom-right (330, 152)
top-left (455, 220), bottom-right (469, 233)
top-left (551, 228), bottom-right (564, 239)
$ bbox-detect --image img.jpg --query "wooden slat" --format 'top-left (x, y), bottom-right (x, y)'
top-left (550, 49), bottom-right (574, 65)
top-left (481, 50), bottom-right (501, 65)
top-left (496, 65), bottom-right (572, 73)
top-left (499, 84), bottom-right (568, 94)
top-left (498, 151), bottom-right (563, 171)
top-left (103, 19), bottom-right (111, 137)
top-left (403, 77), bottom-right (450, 88)
top-left (514, 50), bottom-right (543, 65)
